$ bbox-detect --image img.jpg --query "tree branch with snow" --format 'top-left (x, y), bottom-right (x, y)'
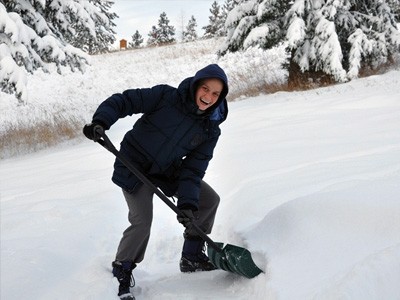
top-left (0, 0), bottom-right (116, 104)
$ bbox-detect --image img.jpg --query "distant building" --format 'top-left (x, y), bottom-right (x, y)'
top-left (119, 39), bottom-right (127, 50)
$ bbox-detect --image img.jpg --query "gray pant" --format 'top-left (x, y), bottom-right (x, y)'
top-left (115, 180), bottom-right (220, 264)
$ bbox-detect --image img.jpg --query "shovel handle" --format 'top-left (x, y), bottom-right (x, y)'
top-left (96, 129), bottom-right (224, 253)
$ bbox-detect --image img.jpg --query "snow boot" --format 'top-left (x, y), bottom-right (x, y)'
top-left (180, 236), bottom-right (217, 273)
top-left (112, 260), bottom-right (136, 300)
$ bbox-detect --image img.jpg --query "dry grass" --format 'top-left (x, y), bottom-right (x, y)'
top-left (228, 82), bottom-right (289, 101)
top-left (0, 118), bottom-right (83, 159)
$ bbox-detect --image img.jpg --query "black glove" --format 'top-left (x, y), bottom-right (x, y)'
top-left (83, 122), bottom-right (104, 142)
top-left (177, 209), bottom-right (198, 228)
top-left (178, 209), bottom-right (200, 237)
top-left (177, 209), bottom-right (195, 228)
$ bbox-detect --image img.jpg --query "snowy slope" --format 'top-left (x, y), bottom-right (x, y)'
top-left (0, 38), bottom-right (287, 158)
top-left (1, 43), bottom-right (400, 299)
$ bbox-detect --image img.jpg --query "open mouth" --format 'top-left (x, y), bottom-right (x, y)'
top-left (200, 98), bottom-right (210, 106)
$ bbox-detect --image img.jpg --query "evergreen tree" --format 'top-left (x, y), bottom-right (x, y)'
top-left (183, 15), bottom-right (198, 43)
top-left (158, 12), bottom-right (176, 45)
top-left (222, 0), bottom-right (239, 15)
top-left (219, 0), bottom-right (242, 38)
top-left (0, 0), bottom-right (117, 103)
top-left (220, 0), bottom-right (290, 54)
top-left (129, 30), bottom-right (144, 48)
top-left (72, 0), bottom-right (117, 55)
top-left (220, 0), bottom-right (400, 82)
top-left (388, 0), bottom-right (400, 22)
top-left (221, 0), bottom-right (241, 29)
top-left (147, 25), bottom-right (159, 46)
top-left (203, 1), bottom-right (225, 38)
top-left (34, 0), bottom-right (116, 54)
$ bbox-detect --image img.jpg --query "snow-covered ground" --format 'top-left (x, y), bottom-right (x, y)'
top-left (1, 40), bottom-right (400, 299)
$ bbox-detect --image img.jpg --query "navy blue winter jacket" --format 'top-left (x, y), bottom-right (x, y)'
top-left (92, 64), bottom-right (229, 210)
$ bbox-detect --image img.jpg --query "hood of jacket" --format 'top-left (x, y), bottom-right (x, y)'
top-left (178, 64), bottom-right (229, 121)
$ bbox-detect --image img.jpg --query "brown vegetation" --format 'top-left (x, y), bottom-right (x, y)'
top-left (0, 119), bottom-right (82, 159)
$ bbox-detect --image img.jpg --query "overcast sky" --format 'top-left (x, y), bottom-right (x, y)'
top-left (112, 0), bottom-right (224, 43)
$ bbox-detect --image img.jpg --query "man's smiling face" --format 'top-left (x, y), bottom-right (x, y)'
top-left (195, 78), bottom-right (223, 111)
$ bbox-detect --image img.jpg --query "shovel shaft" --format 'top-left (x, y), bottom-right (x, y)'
top-left (96, 130), bottom-right (223, 253)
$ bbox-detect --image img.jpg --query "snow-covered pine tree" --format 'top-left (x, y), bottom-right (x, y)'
top-left (183, 15), bottom-right (198, 43)
top-left (147, 12), bottom-right (175, 46)
top-left (157, 12), bottom-right (176, 45)
top-left (220, 0), bottom-right (290, 54)
top-left (387, 0), bottom-right (400, 22)
top-left (203, 1), bottom-right (225, 38)
top-left (287, 0), bottom-right (400, 81)
top-left (147, 25), bottom-right (159, 46)
top-left (69, 0), bottom-right (117, 55)
top-left (129, 30), bottom-right (144, 48)
top-left (338, 1), bottom-right (400, 78)
top-left (222, 0), bottom-right (239, 17)
top-left (220, 0), bottom-right (400, 83)
top-left (0, 0), bottom-right (117, 103)
top-left (220, 0), bottom-right (241, 31)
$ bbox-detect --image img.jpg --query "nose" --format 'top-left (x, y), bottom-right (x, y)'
top-left (205, 91), bottom-right (217, 102)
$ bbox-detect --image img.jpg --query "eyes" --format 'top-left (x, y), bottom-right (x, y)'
top-left (201, 85), bottom-right (221, 98)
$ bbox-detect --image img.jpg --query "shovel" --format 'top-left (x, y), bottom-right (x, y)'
top-left (96, 129), bottom-right (263, 279)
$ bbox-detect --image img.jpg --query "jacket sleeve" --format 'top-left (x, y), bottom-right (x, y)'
top-left (92, 85), bottom-right (171, 129)
top-left (177, 136), bottom-right (219, 210)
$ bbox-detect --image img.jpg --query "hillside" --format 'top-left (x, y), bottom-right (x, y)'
top-left (0, 38), bottom-right (287, 158)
